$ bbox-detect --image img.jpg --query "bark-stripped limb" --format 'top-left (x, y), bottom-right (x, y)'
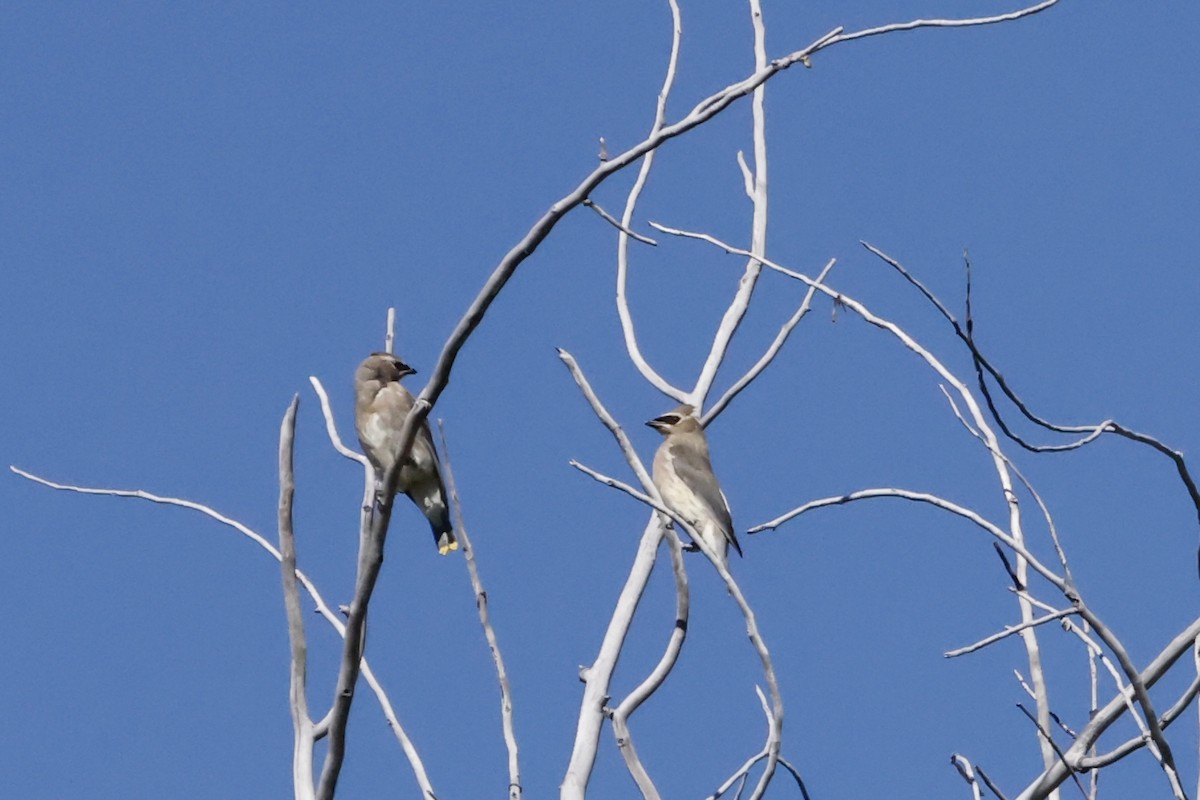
top-left (9, 465), bottom-right (438, 797)
top-left (864, 241), bottom-right (1200, 536)
top-left (278, 396), bottom-right (315, 800)
top-left (437, 422), bottom-right (523, 800)
top-left (558, 351), bottom-right (782, 800)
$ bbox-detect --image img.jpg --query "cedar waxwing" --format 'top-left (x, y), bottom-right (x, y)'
top-left (647, 404), bottom-right (743, 566)
top-left (354, 352), bottom-right (457, 555)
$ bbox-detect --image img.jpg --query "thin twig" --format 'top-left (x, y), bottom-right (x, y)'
top-left (570, 461), bottom-right (688, 523)
top-left (703, 258), bottom-right (836, 425)
top-left (308, 376), bottom-right (369, 465)
top-left (751, 488), bottom-right (1064, 590)
top-left (437, 421), bottom-right (522, 800)
top-left (938, 385), bottom-right (1076, 584)
top-left (584, 199), bottom-right (657, 245)
top-left (946, 609), bottom-right (1078, 658)
top-left (709, 736), bottom-right (811, 799)
top-left (830, 1), bottom-right (1059, 46)
top-left (1015, 704), bottom-right (1089, 799)
top-left (866, 241), bottom-right (1200, 541)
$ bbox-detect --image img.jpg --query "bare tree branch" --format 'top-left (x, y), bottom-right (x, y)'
top-left (865, 241), bottom-right (1200, 542)
top-left (437, 421), bottom-right (522, 800)
top-left (751, 487), bottom-right (1065, 590)
top-left (8, 465), bottom-right (439, 797)
top-left (398, 1), bottom-right (1065, 483)
top-left (1018, 617), bottom-right (1200, 799)
top-left (938, 386), bottom-right (1076, 585)
top-left (611, 529), bottom-right (688, 800)
top-left (562, 513), bottom-right (669, 800)
top-left (614, 0), bottom-right (687, 400)
top-left (710, 689), bottom-right (811, 800)
top-left (585, 198), bottom-right (658, 246)
top-left (316, 473), bottom-right (411, 797)
top-left (557, 349), bottom-right (678, 799)
top-left (946, 609), bottom-right (1077, 658)
top-left (689, 0), bottom-right (772, 414)
top-left (950, 754), bottom-right (985, 800)
top-left (278, 396), bottom-right (315, 800)
top-left (308, 376), bottom-right (369, 465)
top-left (653, 223), bottom-right (1065, 778)
top-left (831, 0), bottom-right (1059, 46)
top-left (1014, 703), bottom-right (1089, 799)
top-left (703, 258), bottom-right (836, 425)
top-left (570, 460), bottom-right (682, 523)
top-left (561, 350), bottom-right (781, 800)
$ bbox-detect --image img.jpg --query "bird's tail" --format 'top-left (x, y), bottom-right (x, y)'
top-left (728, 529), bottom-right (744, 558)
top-left (430, 504), bottom-right (458, 555)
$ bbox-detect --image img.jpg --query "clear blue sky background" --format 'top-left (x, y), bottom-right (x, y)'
top-left (3, 2), bottom-right (1199, 798)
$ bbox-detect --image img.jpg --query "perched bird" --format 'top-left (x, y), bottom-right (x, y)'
top-left (354, 352), bottom-right (457, 555)
top-left (647, 404), bottom-right (742, 566)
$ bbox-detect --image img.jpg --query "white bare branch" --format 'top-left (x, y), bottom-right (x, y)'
top-left (703, 257), bottom-right (836, 425)
top-left (308, 376), bottom-right (369, 465)
top-left (9, 465), bottom-right (438, 797)
top-left (610, 530), bottom-right (688, 800)
top-left (557, 349), bottom-right (675, 799)
top-left (652, 223), bottom-right (1075, 777)
top-left (437, 421), bottom-right (522, 800)
top-left (950, 754), bottom-right (986, 800)
top-left (614, 0), bottom-right (687, 401)
top-left (586, 198), bottom-right (658, 246)
top-left (946, 609), bottom-right (1077, 658)
top-left (277, 396), bottom-right (315, 800)
top-left (689, 0), bottom-right (772, 418)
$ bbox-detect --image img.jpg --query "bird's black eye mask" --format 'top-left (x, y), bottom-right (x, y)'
top-left (652, 415), bottom-right (681, 426)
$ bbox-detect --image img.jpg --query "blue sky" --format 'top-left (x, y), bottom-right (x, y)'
top-left (4, 2), bottom-right (1199, 798)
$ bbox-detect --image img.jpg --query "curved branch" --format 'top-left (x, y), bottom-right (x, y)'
top-left (610, 531), bottom-right (688, 800)
top-left (614, 0), bottom-right (688, 401)
top-left (864, 241), bottom-right (1200, 537)
top-left (397, 1), bottom-right (1065, 472)
top-left (308, 376), bottom-right (369, 466)
top-left (708, 688), bottom-right (811, 800)
top-left (9, 465), bottom-right (438, 798)
top-left (751, 488), bottom-right (1065, 591)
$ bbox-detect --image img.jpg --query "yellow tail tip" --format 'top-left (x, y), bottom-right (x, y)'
top-left (438, 540), bottom-right (460, 555)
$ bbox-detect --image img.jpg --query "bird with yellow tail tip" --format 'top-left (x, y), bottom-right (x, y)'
top-left (354, 352), bottom-right (458, 555)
